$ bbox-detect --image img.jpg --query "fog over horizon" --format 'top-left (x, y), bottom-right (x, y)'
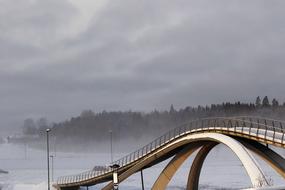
top-left (1, 0), bottom-right (285, 133)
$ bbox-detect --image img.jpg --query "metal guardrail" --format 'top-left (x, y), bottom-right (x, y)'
top-left (56, 116), bottom-right (285, 185)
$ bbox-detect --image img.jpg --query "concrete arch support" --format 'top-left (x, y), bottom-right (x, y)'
top-left (151, 133), bottom-right (269, 189)
top-left (188, 133), bottom-right (269, 188)
top-left (186, 143), bottom-right (217, 190)
top-left (151, 144), bottom-right (202, 190)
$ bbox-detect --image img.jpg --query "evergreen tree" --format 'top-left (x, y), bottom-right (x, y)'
top-left (262, 96), bottom-right (270, 107)
top-left (169, 104), bottom-right (176, 114)
top-left (255, 96), bottom-right (261, 107)
top-left (272, 98), bottom-right (279, 107)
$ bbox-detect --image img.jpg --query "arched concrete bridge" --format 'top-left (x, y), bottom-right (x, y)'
top-left (54, 117), bottom-right (285, 190)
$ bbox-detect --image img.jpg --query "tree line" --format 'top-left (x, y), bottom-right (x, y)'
top-left (21, 96), bottom-right (285, 144)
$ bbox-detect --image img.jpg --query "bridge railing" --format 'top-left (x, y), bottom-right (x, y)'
top-left (230, 117), bottom-right (285, 142)
top-left (56, 117), bottom-right (285, 185)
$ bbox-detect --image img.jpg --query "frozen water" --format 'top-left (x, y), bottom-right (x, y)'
top-left (0, 143), bottom-right (284, 190)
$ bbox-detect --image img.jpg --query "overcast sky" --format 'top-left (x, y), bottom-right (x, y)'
top-left (1, 0), bottom-right (285, 130)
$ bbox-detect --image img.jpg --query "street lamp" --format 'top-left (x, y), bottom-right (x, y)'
top-left (50, 155), bottom-right (54, 182)
top-left (54, 135), bottom-right (57, 157)
top-left (110, 164), bottom-right (120, 190)
top-left (140, 170), bottom-right (145, 190)
top-left (24, 141), bottom-right (27, 160)
top-left (46, 128), bottom-right (51, 190)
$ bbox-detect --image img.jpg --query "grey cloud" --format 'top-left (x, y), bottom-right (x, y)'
top-left (1, 0), bottom-right (285, 131)
top-left (0, 0), bottom-right (77, 47)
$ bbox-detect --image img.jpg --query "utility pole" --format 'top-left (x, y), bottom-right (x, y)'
top-left (140, 170), bottom-right (145, 190)
top-left (54, 136), bottom-right (57, 157)
top-left (46, 128), bottom-right (51, 190)
top-left (24, 142), bottom-right (27, 160)
top-left (50, 155), bottom-right (54, 182)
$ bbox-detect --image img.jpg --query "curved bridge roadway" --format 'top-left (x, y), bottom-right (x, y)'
top-left (54, 117), bottom-right (285, 190)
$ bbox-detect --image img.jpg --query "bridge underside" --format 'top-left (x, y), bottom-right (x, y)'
top-left (59, 187), bottom-right (79, 190)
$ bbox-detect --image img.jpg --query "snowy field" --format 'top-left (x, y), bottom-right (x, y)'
top-left (0, 143), bottom-right (284, 190)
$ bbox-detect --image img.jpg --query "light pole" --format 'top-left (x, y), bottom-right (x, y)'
top-left (24, 141), bottom-right (27, 160)
top-left (140, 170), bottom-right (145, 190)
top-left (50, 155), bottom-right (54, 182)
top-left (109, 130), bottom-right (113, 163)
top-left (54, 136), bottom-right (57, 157)
top-left (46, 128), bottom-right (51, 190)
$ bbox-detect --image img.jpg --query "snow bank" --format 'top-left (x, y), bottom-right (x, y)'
top-left (4, 182), bottom-right (56, 190)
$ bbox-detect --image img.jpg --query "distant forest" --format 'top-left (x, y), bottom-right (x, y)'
top-left (19, 96), bottom-right (285, 144)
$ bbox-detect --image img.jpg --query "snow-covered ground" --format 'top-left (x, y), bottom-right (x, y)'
top-left (0, 143), bottom-right (284, 190)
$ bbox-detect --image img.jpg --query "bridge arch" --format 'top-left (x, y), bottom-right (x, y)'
top-left (186, 143), bottom-right (217, 190)
top-left (152, 136), bottom-right (285, 190)
top-left (102, 133), bottom-right (270, 190)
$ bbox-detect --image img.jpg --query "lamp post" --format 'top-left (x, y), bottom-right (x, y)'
top-left (54, 136), bottom-right (57, 157)
top-left (46, 128), bottom-right (51, 190)
top-left (110, 164), bottom-right (120, 190)
top-left (140, 170), bottom-right (145, 190)
top-left (50, 155), bottom-right (54, 182)
top-left (24, 141), bottom-right (27, 160)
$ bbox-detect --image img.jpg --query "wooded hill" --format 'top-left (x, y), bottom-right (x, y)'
top-left (21, 96), bottom-right (285, 143)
